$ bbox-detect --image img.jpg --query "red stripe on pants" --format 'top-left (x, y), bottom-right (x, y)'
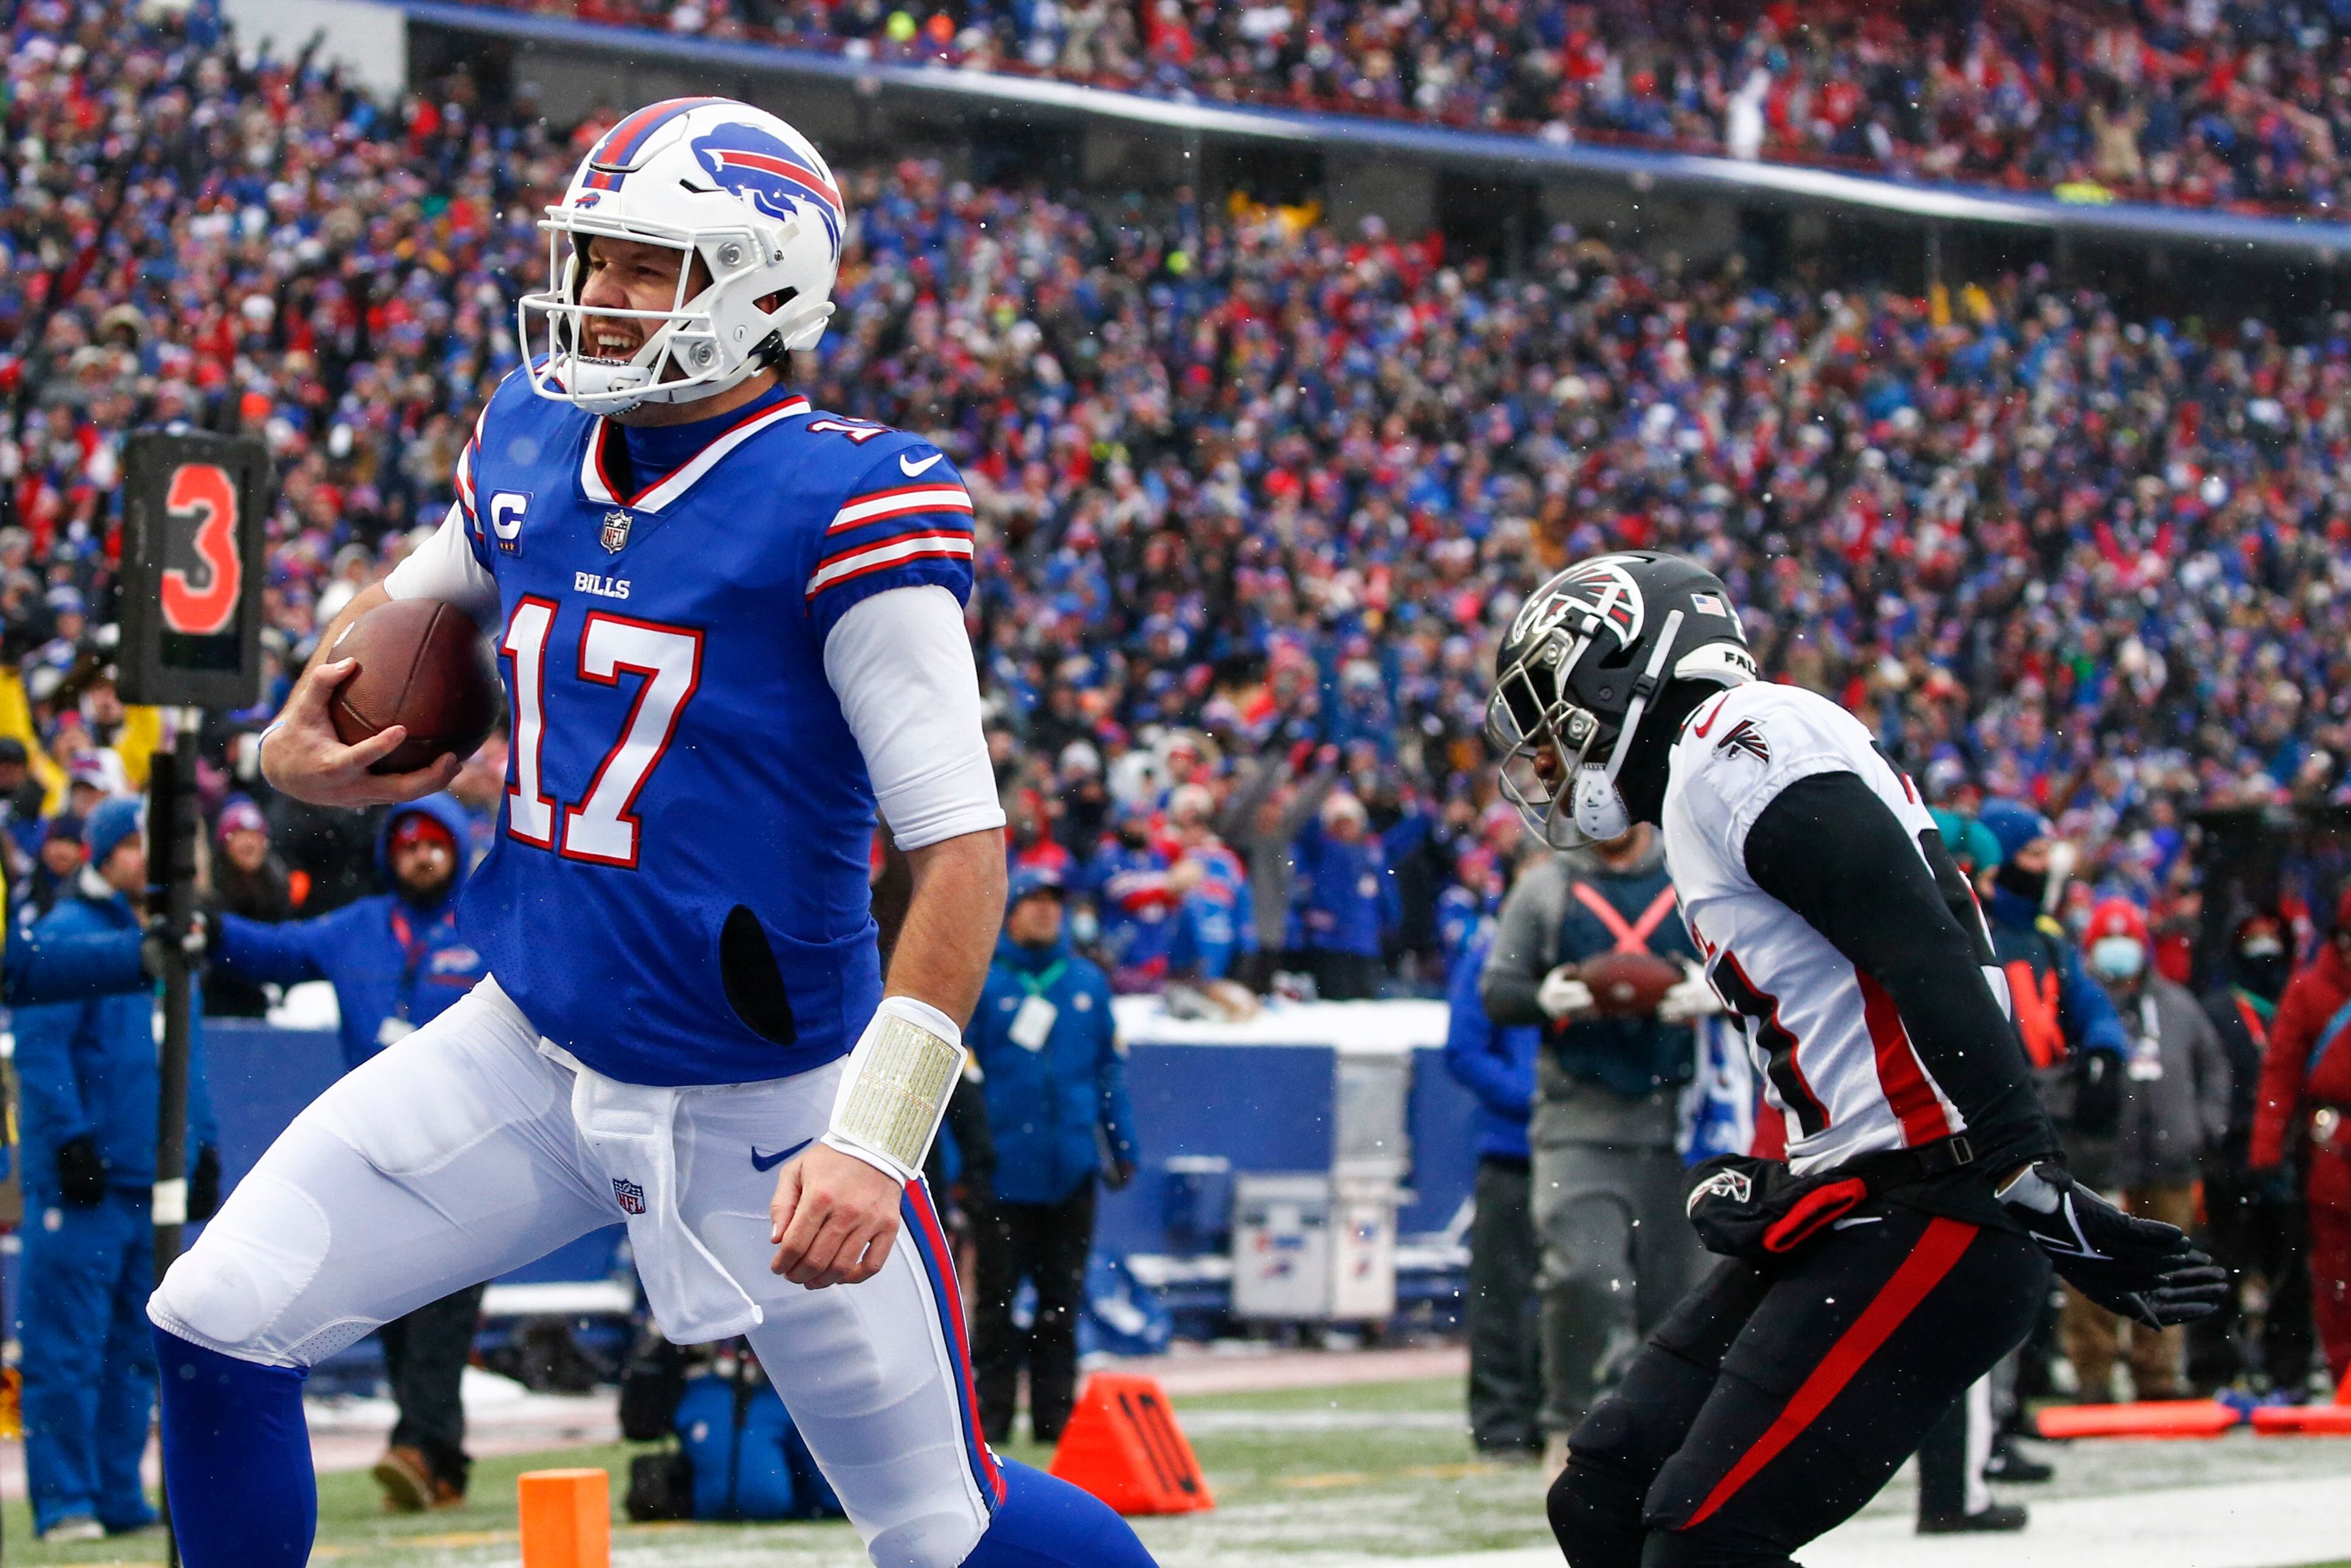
top-left (1681, 1217), bottom-right (1979, 1530)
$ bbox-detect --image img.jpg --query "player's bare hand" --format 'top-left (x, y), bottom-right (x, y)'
top-left (259, 657), bottom-right (461, 808)
top-left (769, 1142), bottom-right (902, 1288)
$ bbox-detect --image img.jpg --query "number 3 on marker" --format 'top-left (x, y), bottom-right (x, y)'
top-left (501, 598), bottom-right (703, 868)
top-left (160, 463), bottom-right (242, 636)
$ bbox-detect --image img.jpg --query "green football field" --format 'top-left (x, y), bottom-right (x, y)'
top-left (5, 1375), bottom-right (1541, 1568)
top-left (5, 1376), bottom-right (2347, 1567)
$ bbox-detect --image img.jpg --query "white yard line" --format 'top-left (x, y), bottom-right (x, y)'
top-left (1332, 1471), bottom-right (2351, 1568)
top-left (0, 1372), bottom-right (615, 1501)
top-left (1099, 1343), bottom-right (1469, 1397)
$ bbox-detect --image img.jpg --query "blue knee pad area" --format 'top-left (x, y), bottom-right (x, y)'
top-left (959, 1458), bottom-right (1159, 1567)
top-left (153, 1328), bottom-right (318, 1568)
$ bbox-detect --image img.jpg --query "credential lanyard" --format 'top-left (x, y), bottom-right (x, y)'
top-left (388, 907), bottom-right (431, 1024)
top-left (1015, 960), bottom-right (1068, 1000)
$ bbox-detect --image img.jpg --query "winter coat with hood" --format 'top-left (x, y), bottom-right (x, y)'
top-left (13, 866), bottom-right (216, 1199)
top-left (968, 925), bottom-right (1137, 1207)
top-left (2100, 970), bottom-right (2232, 1188)
top-left (2253, 906), bottom-right (2351, 1208)
top-left (213, 794), bottom-right (485, 1070)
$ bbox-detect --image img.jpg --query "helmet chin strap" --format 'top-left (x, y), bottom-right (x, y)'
top-left (1568, 608), bottom-right (1684, 843)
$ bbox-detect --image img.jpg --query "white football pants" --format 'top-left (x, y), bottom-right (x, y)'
top-left (149, 976), bottom-right (1000, 1567)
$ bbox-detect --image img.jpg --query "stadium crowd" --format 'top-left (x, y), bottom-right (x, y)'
top-left (0, 2), bottom-right (2346, 1533)
top-left (5, 0), bottom-right (2350, 975)
top-left (494, 0), bottom-right (2351, 214)
top-left (2, 0), bottom-right (2348, 971)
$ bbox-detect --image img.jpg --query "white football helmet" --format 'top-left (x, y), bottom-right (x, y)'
top-left (518, 97), bottom-right (844, 416)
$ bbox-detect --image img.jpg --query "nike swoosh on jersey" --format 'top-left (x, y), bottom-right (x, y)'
top-left (751, 1137), bottom-right (814, 1173)
top-left (898, 450), bottom-right (945, 478)
top-left (1830, 1214), bottom-right (1885, 1230)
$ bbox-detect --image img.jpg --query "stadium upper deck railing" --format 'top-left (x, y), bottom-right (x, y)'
top-left (372, 0), bottom-right (2351, 263)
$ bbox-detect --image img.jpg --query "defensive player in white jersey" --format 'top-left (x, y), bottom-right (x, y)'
top-left (145, 98), bottom-right (1157, 1568)
top-left (1485, 552), bottom-right (2226, 1567)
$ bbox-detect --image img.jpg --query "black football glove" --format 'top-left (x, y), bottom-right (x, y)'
top-left (189, 1144), bottom-right (222, 1222)
top-left (1999, 1162), bottom-right (2228, 1330)
top-left (2070, 1048), bottom-right (2122, 1137)
top-left (55, 1132), bottom-right (109, 1207)
top-left (142, 909), bottom-right (208, 982)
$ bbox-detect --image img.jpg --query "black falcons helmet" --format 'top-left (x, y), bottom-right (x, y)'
top-left (1486, 551), bottom-right (1756, 848)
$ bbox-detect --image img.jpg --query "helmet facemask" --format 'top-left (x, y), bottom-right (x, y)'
top-left (518, 210), bottom-right (834, 417)
top-left (1487, 608), bottom-right (1687, 851)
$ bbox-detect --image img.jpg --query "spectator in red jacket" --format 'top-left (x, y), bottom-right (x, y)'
top-left (2251, 887), bottom-right (2351, 1386)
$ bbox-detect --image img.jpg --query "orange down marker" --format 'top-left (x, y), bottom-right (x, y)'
top-left (518, 1467), bottom-right (612, 1568)
top-left (1048, 1372), bottom-right (1214, 1515)
top-left (2034, 1400), bottom-right (2241, 1440)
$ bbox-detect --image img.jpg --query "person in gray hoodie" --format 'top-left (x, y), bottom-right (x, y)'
top-left (2073, 897), bottom-right (2231, 1402)
top-left (1217, 744), bottom-right (1339, 988)
top-left (1479, 823), bottom-right (1719, 1476)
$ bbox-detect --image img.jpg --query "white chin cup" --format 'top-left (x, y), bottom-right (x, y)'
top-left (1570, 764), bottom-right (1632, 843)
top-left (563, 355), bottom-right (658, 413)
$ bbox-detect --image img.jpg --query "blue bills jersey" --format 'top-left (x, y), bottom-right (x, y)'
top-left (447, 371), bottom-right (976, 1085)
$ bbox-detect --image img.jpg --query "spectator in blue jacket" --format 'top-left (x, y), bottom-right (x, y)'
top-left (15, 797), bottom-right (216, 1542)
top-left (1163, 788), bottom-right (1256, 984)
top-left (967, 866), bottom-right (1138, 1445)
top-left (1943, 796), bottom-right (2130, 1505)
top-left (207, 793), bottom-right (489, 1512)
top-left (1290, 790), bottom-right (1400, 1001)
top-left (1977, 798), bottom-right (2132, 1166)
top-left (1082, 801), bottom-right (1176, 993)
top-left (1443, 929), bottom-right (1542, 1457)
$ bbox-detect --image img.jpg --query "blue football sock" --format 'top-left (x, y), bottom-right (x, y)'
top-left (959, 1458), bottom-right (1159, 1567)
top-left (153, 1328), bottom-right (317, 1568)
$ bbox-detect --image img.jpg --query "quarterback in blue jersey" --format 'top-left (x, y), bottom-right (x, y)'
top-left (146, 98), bottom-right (1155, 1568)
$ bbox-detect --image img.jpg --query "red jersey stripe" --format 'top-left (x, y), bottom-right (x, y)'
top-left (1857, 969), bottom-right (1955, 1145)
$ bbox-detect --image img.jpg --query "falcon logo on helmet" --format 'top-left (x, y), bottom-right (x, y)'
top-left (1507, 554), bottom-right (1645, 649)
top-left (1487, 551), bottom-right (1755, 851)
top-left (518, 98), bottom-right (843, 417)
top-left (1552, 556), bottom-right (1647, 645)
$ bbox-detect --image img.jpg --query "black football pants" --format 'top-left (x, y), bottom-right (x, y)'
top-left (378, 1283), bottom-right (488, 1491)
top-left (973, 1183), bottom-right (1096, 1445)
top-left (1549, 1203), bottom-right (2048, 1567)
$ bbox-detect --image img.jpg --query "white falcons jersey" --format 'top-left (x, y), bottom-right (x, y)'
top-left (1661, 682), bottom-right (1997, 1175)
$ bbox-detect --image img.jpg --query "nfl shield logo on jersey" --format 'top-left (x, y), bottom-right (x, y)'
top-left (612, 1177), bottom-right (647, 1215)
top-left (601, 509), bottom-right (634, 553)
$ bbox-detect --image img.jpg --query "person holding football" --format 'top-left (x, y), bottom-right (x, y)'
top-left (1488, 551), bottom-right (2226, 1567)
top-left (146, 97), bottom-right (1155, 1568)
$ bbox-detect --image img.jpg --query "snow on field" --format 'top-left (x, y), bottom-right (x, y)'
top-left (1312, 1432), bottom-right (2351, 1568)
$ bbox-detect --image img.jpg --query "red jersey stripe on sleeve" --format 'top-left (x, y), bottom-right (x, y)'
top-left (827, 484), bottom-right (974, 533)
top-left (806, 532), bottom-right (977, 601)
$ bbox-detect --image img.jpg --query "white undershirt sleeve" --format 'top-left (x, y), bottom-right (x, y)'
top-left (823, 585), bottom-right (1006, 850)
top-left (382, 501), bottom-right (502, 628)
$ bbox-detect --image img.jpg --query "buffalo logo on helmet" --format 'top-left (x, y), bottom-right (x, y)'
top-left (612, 1177), bottom-right (647, 1215)
top-left (1510, 555), bottom-right (1647, 651)
top-left (690, 125), bottom-right (844, 259)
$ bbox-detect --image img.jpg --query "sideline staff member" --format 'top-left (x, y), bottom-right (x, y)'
top-left (967, 867), bottom-right (1137, 1444)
